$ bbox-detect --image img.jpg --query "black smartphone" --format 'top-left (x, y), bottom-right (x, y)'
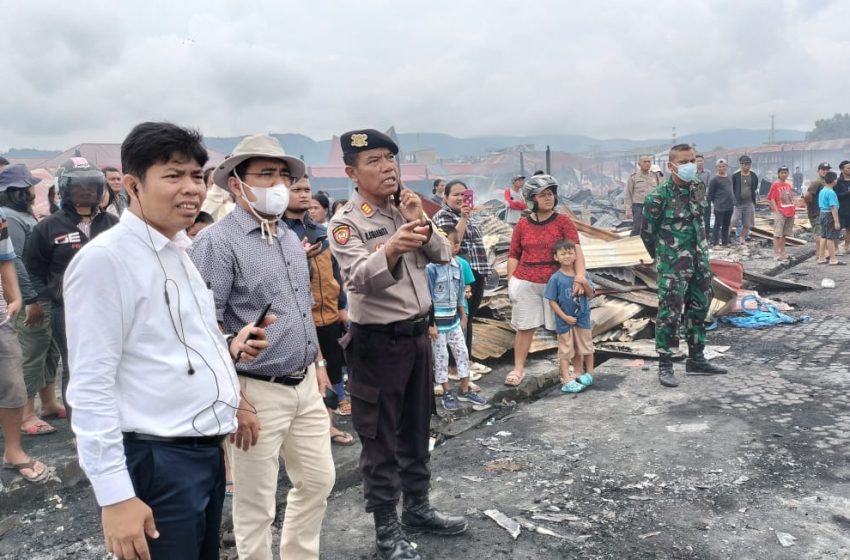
top-left (235, 303), bottom-right (272, 363)
top-left (306, 225), bottom-right (328, 245)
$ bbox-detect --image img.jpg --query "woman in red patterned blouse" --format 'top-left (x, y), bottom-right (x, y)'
top-left (505, 176), bottom-right (591, 386)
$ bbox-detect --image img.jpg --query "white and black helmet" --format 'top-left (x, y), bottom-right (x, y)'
top-left (521, 174), bottom-right (558, 211)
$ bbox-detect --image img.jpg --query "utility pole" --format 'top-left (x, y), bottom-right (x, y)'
top-left (672, 127), bottom-right (677, 145)
top-left (545, 145), bottom-right (551, 175)
top-left (519, 151), bottom-right (525, 177)
top-left (769, 114), bottom-right (776, 144)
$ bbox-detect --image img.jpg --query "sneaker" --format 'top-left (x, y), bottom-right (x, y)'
top-left (457, 390), bottom-right (488, 409)
top-left (441, 392), bottom-right (458, 411)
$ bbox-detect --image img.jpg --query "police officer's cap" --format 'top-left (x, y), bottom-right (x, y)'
top-left (340, 129), bottom-right (398, 159)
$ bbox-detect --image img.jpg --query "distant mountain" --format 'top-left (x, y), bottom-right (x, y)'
top-left (6, 129), bottom-right (806, 166)
top-left (1, 148), bottom-right (61, 159)
top-left (204, 128), bottom-right (806, 164)
top-left (203, 134), bottom-right (330, 164)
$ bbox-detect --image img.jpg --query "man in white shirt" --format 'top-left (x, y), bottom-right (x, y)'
top-left (65, 122), bottom-right (274, 560)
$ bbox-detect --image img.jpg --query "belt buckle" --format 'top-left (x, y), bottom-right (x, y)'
top-left (283, 369), bottom-right (306, 386)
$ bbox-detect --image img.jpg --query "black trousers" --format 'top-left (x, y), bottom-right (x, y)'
top-left (124, 438), bottom-right (225, 559)
top-left (704, 204), bottom-right (712, 239)
top-left (345, 324), bottom-right (433, 512)
top-left (630, 203), bottom-right (644, 236)
top-left (712, 209), bottom-right (733, 246)
top-left (315, 322), bottom-right (344, 385)
top-left (52, 303), bottom-right (71, 422)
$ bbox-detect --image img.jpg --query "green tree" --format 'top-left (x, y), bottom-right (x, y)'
top-left (807, 113), bottom-right (850, 141)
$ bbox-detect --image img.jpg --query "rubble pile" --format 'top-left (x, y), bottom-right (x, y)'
top-left (470, 204), bottom-right (813, 362)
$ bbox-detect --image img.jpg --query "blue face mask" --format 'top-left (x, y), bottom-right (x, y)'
top-left (673, 162), bottom-right (698, 183)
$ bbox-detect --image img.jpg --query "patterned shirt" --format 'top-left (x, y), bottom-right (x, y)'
top-left (641, 177), bottom-right (711, 272)
top-left (189, 205), bottom-right (318, 378)
top-left (432, 206), bottom-right (493, 277)
top-left (509, 213), bottom-right (580, 284)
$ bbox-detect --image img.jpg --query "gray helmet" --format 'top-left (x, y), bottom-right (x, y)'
top-left (56, 157), bottom-right (105, 210)
top-left (521, 174), bottom-right (558, 211)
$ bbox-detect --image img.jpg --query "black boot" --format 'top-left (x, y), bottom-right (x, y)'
top-left (686, 344), bottom-right (728, 375)
top-left (658, 357), bottom-right (678, 387)
top-left (401, 493), bottom-right (468, 536)
top-left (374, 507), bottom-right (421, 560)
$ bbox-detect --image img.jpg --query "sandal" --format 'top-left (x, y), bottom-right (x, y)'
top-left (829, 261), bottom-right (846, 266)
top-left (2, 458), bottom-right (48, 482)
top-left (817, 260), bottom-right (828, 265)
top-left (504, 370), bottom-right (525, 387)
top-left (577, 373), bottom-right (594, 386)
top-left (331, 431), bottom-right (355, 446)
top-left (561, 380), bottom-right (586, 394)
top-left (335, 399), bottom-right (351, 416)
top-left (41, 408), bottom-right (67, 420)
top-left (21, 420), bottom-right (56, 436)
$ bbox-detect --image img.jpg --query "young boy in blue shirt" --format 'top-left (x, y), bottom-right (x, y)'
top-left (544, 239), bottom-right (596, 393)
top-left (427, 227), bottom-right (488, 410)
top-left (819, 171), bottom-right (843, 265)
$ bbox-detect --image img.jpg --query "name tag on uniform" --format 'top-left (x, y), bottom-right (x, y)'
top-left (364, 227), bottom-right (388, 241)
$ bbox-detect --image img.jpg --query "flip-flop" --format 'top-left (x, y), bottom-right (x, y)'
top-left (577, 373), bottom-right (594, 386)
top-left (829, 261), bottom-right (846, 266)
top-left (41, 409), bottom-right (67, 420)
top-left (21, 420), bottom-right (56, 436)
top-left (2, 459), bottom-right (48, 482)
top-left (817, 260), bottom-right (828, 265)
top-left (561, 380), bottom-right (586, 394)
top-left (504, 370), bottom-right (525, 387)
top-left (331, 431), bottom-right (355, 446)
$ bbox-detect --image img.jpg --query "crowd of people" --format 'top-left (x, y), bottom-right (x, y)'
top-left (0, 130), bottom-right (844, 560)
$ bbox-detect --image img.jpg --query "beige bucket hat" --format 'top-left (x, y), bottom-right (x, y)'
top-left (213, 134), bottom-right (306, 188)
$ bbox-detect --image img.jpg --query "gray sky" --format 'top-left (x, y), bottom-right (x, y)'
top-left (2, 0), bottom-right (847, 150)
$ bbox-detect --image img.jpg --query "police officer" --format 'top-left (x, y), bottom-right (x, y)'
top-left (641, 144), bottom-right (728, 388)
top-left (625, 155), bottom-right (660, 236)
top-left (329, 129), bottom-right (466, 560)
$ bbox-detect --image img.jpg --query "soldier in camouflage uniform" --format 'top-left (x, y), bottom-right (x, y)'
top-left (641, 144), bottom-right (728, 387)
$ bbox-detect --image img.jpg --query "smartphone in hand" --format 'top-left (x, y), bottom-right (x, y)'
top-left (463, 189), bottom-right (474, 208)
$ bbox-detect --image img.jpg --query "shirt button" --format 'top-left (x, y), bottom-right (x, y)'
top-left (286, 261), bottom-right (290, 265)
top-left (302, 313), bottom-right (307, 317)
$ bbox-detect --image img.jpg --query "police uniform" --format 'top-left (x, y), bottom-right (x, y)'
top-left (329, 129), bottom-right (464, 560)
top-left (625, 169), bottom-right (659, 236)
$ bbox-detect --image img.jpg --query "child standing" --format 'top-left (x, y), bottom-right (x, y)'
top-left (544, 239), bottom-right (596, 393)
top-left (427, 227), bottom-right (488, 410)
top-left (819, 171), bottom-right (844, 265)
top-left (767, 166), bottom-right (798, 261)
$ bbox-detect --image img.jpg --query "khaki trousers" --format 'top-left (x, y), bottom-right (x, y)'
top-left (233, 365), bottom-right (335, 560)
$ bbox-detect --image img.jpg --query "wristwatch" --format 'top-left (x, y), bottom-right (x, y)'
top-left (316, 359), bottom-right (328, 368)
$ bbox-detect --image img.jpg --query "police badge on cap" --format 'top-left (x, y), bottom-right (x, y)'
top-left (340, 129), bottom-right (399, 159)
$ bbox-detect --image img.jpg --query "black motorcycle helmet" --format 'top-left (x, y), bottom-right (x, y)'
top-left (55, 157), bottom-right (105, 212)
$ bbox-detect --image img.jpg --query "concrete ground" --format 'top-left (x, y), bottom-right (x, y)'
top-left (1, 240), bottom-right (847, 559)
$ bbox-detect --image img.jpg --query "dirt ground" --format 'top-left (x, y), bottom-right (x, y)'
top-left (1, 249), bottom-right (848, 559)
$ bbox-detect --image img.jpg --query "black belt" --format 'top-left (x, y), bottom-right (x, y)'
top-left (354, 314), bottom-right (429, 337)
top-left (238, 368), bottom-right (308, 386)
top-left (123, 432), bottom-right (225, 446)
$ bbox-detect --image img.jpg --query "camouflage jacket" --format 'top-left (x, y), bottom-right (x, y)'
top-left (641, 177), bottom-right (710, 272)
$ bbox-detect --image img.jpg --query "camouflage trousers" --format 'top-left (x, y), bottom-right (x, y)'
top-left (655, 268), bottom-right (713, 357)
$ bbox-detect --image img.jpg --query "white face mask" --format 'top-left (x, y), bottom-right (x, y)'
top-left (238, 180), bottom-right (290, 217)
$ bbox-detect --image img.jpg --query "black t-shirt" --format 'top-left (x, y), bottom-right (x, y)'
top-left (835, 177), bottom-right (850, 216)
